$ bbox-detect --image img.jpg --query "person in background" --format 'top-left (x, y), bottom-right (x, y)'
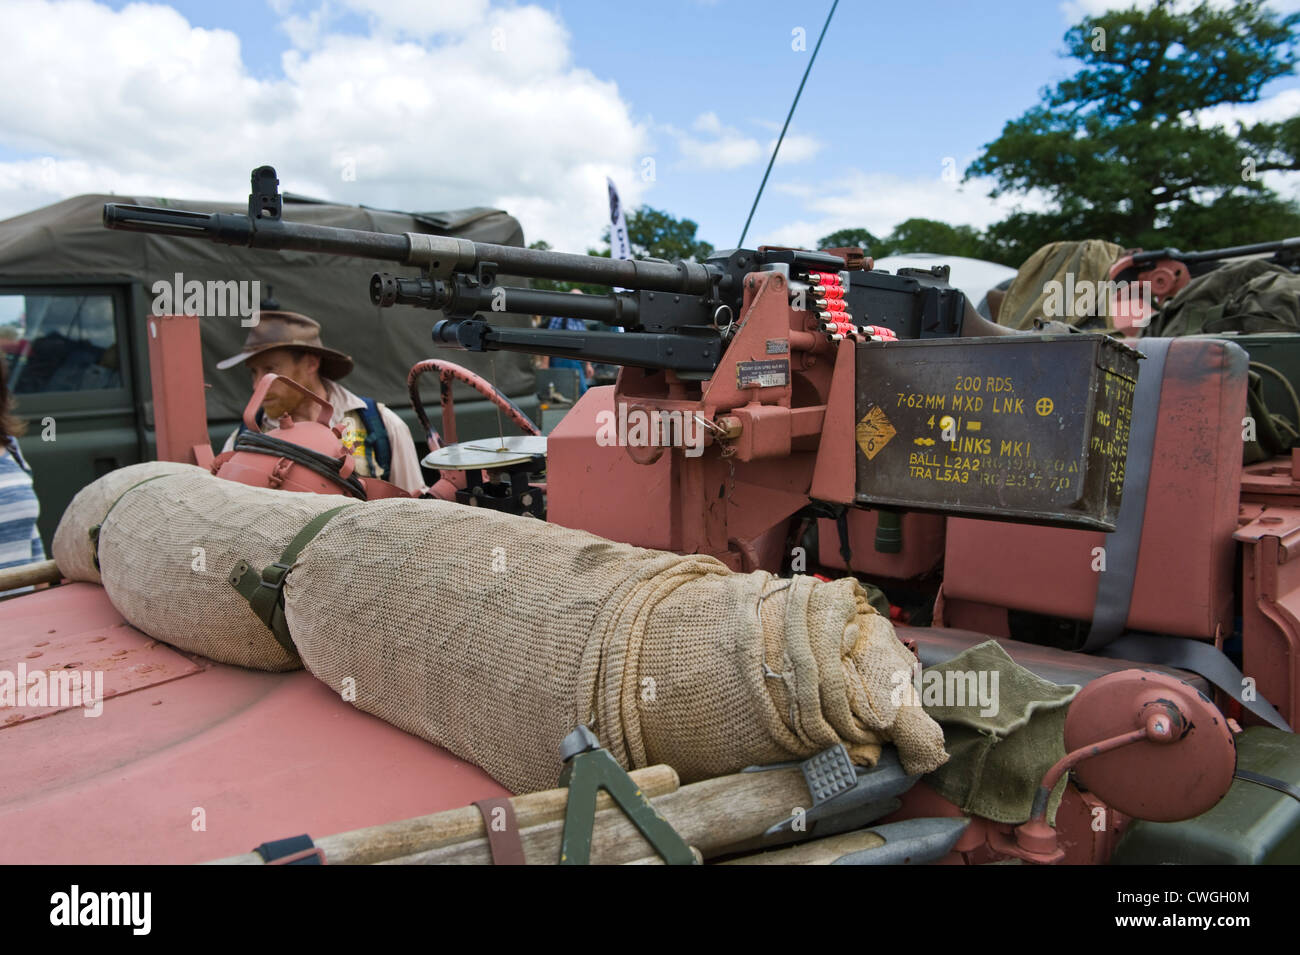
top-left (0, 357), bottom-right (45, 596)
top-left (537, 289), bottom-right (595, 396)
top-left (218, 307), bottom-right (424, 494)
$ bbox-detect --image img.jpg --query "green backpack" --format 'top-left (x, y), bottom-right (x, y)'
top-left (1148, 259), bottom-right (1300, 463)
top-left (1148, 258), bottom-right (1300, 337)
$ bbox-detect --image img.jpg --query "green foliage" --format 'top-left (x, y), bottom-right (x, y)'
top-left (884, 219), bottom-right (988, 258)
top-left (816, 219), bottom-right (1017, 266)
top-left (967, 0), bottom-right (1300, 259)
top-left (1162, 190), bottom-right (1300, 249)
top-left (816, 227), bottom-right (881, 252)
top-left (608, 206), bottom-right (714, 263)
top-left (527, 206), bottom-right (715, 297)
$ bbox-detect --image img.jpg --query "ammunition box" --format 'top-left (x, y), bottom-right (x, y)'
top-left (853, 335), bottom-right (1139, 531)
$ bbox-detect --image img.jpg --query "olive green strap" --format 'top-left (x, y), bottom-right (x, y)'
top-left (89, 474), bottom-right (174, 571)
top-left (230, 505), bottom-right (354, 655)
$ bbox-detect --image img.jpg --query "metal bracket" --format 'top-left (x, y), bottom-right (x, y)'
top-left (556, 726), bottom-right (697, 865)
top-left (230, 559), bottom-right (296, 655)
top-left (227, 504), bottom-right (354, 657)
top-left (744, 745), bottom-right (919, 838)
top-left (248, 166), bottom-right (282, 221)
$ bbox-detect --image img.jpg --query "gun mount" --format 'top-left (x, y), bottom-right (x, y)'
top-left (104, 165), bottom-right (1138, 547)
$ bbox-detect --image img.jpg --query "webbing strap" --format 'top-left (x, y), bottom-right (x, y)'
top-left (1098, 633), bottom-right (1291, 732)
top-left (254, 833), bottom-right (324, 865)
top-left (835, 508), bottom-right (853, 567)
top-left (1082, 338), bottom-right (1171, 651)
top-left (474, 797), bottom-right (527, 865)
top-left (230, 505), bottom-right (354, 654)
top-left (1234, 769), bottom-right (1300, 804)
top-left (89, 473), bottom-right (175, 572)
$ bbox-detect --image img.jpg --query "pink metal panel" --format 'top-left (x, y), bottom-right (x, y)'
top-left (808, 338), bottom-right (856, 505)
top-left (942, 339), bottom-right (1246, 639)
top-left (817, 509), bottom-right (945, 580)
top-left (0, 585), bottom-right (508, 863)
top-left (1, 617), bottom-right (199, 726)
top-left (1235, 506), bottom-right (1300, 728)
top-left (146, 314), bottom-right (213, 465)
top-left (547, 386), bottom-right (677, 551)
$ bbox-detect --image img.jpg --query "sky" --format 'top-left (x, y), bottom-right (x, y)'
top-left (1, 0), bottom-right (1298, 255)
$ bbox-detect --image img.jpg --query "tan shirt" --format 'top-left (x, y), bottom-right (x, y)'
top-left (223, 380), bottom-right (425, 494)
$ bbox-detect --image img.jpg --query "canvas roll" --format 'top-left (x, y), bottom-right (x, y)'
top-left (55, 468), bottom-right (949, 790)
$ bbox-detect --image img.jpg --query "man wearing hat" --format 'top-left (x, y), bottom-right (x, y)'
top-left (218, 308), bottom-right (424, 494)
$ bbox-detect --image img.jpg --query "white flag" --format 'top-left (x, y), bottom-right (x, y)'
top-left (605, 179), bottom-right (631, 328)
top-left (607, 177), bottom-right (631, 261)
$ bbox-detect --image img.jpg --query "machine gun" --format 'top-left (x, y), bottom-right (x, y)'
top-left (104, 166), bottom-right (1139, 565)
top-left (105, 167), bottom-right (1016, 375)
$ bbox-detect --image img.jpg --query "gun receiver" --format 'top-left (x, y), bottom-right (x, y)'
top-left (104, 165), bottom-right (1005, 375)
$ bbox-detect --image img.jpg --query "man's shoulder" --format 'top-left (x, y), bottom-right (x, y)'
top-left (325, 380), bottom-right (366, 414)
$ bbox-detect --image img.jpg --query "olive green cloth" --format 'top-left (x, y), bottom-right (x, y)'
top-left (921, 641), bottom-right (1079, 825)
top-left (1146, 258), bottom-right (1300, 463)
top-left (997, 239), bottom-right (1125, 330)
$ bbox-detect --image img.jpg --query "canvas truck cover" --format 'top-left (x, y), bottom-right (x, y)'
top-left (0, 192), bottom-right (536, 419)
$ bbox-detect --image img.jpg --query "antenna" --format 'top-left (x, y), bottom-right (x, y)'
top-left (737, 0), bottom-right (839, 248)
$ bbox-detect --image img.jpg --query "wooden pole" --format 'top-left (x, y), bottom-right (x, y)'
top-left (0, 559), bottom-right (62, 592)
top-left (383, 767), bottom-right (812, 865)
top-left (718, 829), bottom-right (885, 865)
top-left (207, 764), bottom-right (679, 865)
top-left (624, 846), bottom-right (704, 865)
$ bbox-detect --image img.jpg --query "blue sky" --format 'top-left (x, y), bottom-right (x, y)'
top-left (1, 0), bottom-right (1297, 253)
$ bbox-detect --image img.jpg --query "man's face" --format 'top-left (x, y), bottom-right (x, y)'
top-left (246, 348), bottom-right (320, 420)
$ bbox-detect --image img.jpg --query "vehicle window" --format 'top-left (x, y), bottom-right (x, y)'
top-left (0, 293), bottom-right (122, 393)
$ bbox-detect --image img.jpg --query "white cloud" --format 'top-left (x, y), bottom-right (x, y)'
top-left (763, 172), bottom-right (1051, 250)
top-left (670, 112), bottom-right (820, 170)
top-left (1195, 88), bottom-right (1300, 130)
top-left (1194, 89), bottom-right (1300, 202)
top-left (0, 0), bottom-right (650, 254)
top-left (673, 113), bottom-right (762, 170)
top-left (693, 112), bottom-right (724, 136)
top-left (768, 134), bottom-right (821, 165)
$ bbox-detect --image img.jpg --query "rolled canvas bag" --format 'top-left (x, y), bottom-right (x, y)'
top-left (56, 468), bottom-right (949, 792)
top-left (52, 460), bottom-right (206, 584)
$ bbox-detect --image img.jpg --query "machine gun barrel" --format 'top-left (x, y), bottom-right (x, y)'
top-left (433, 319), bottom-right (720, 373)
top-left (370, 273), bottom-right (640, 325)
top-left (1130, 236), bottom-right (1300, 267)
top-left (103, 202), bottom-right (414, 261)
top-left (104, 165), bottom-right (715, 294)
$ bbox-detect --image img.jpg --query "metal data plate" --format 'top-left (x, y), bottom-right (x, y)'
top-left (853, 335), bottom-right (1138, 530)
top-left (422, 434), bottom-right (548, 471)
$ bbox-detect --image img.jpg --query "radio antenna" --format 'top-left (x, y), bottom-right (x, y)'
top-left (737, 0), bottom-right (839, 248)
